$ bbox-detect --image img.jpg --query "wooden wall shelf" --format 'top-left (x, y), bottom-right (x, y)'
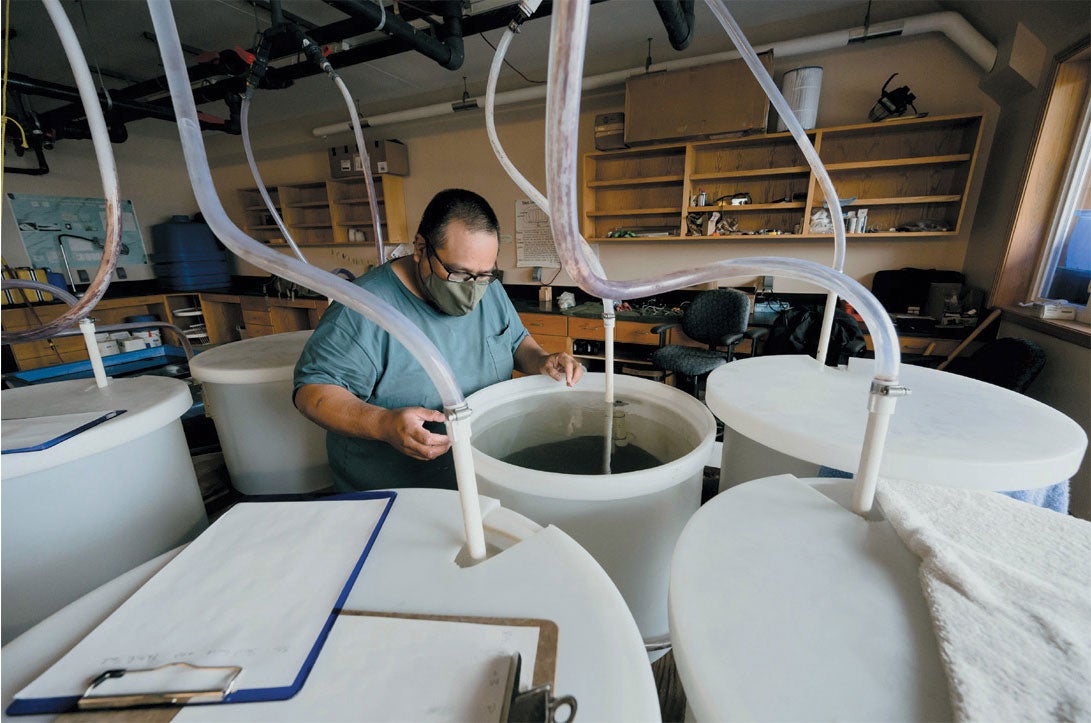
top-left (582, 114), bottom-right (984, 242)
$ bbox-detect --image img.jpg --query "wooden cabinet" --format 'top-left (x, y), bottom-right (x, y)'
top-left (581, 113), bottom-right (984, 242)
top-left (202, 294), bottom-right (327, 342)
top-left (2, 294), bottom-right (212, 370)
top-left (238, 175), bottom-right (408, 251)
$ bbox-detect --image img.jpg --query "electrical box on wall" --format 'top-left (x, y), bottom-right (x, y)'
top-left (329, 140), bottom-right (409, 178)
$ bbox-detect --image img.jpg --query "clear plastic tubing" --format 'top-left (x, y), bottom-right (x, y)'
top-left (2, 0), bottom-right (122, 344)
top-left (240, 96), bottom-right (308, 263)
top-left (702, 0), bottom-right (845, 365)
top-left (485, 27), bottom-right (616, 472)
top-left (147, 0), bottom-right (486, 560)
top-left (1, 279), bottom-right (79, 306)
top-left (331, 75), bottom-right (385, 266)
top-left (544, 0), bottom-right (903, 514)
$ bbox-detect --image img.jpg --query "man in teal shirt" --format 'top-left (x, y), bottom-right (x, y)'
top-left (294, 188), bottom-right (583, 492)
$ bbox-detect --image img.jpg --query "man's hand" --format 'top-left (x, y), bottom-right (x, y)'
top-left (380, 407), bottom-right (451, 460)
top-left (540, 352), bottom-right (584, 387)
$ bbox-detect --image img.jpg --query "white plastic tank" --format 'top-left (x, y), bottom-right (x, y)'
top-left (467, 373), bottom-right (716, 640)
top-left (188, 330), bottom-right (332, 495)
top-left (1, 377), bottom-right (208, 643)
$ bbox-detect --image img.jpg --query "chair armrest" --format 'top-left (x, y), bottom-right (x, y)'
top-left (744, 327), bottom-right (769, 356)
top-left (718, 332), bottom-right (746, 347)
top-left (650, 322), bottom-right (680, 346)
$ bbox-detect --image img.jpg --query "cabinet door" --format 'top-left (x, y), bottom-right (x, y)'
top-left (569, 317), bottom-right (661, 345)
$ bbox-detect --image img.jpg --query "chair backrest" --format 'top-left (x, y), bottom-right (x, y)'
top-left (945, 337), bottom-right (1046, 393)
top-left (681, 289), bottom-right (751, 347)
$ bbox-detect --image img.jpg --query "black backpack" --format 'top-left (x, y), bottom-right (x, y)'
top-left (764, 305), bottom-right (867, 366)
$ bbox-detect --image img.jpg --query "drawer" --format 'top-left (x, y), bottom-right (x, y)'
top-left (569, 317), bottom-right (661, 345)
top-left (242, 308), bottom-right (273, 328)
top-left (520, 312), bottom-right (567, 337)
top-left (537, 335), bottom-right (570, 355)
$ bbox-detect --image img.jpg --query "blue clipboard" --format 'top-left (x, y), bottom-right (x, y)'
top-left (1, 410), bottom-right (127, 454)
top-left (6, 490), bottom-right (397, 716)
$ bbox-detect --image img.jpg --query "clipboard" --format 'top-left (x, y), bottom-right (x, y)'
top-left (7, 491), bottom-right (396, 717)
top-left (1, 410), bottom-right (127, 454)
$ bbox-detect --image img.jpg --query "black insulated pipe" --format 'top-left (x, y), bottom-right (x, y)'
top-left (654, 0), bottom-right (696, 51)
top-left (322, 0), bottom-right (465, 70)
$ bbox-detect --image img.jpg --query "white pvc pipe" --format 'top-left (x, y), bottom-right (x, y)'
top-left (543, 0), bottom-right (904, 517)
top-left (852, 390), bottom-right (899, 514)
top-left (312, 11), bottom-right (995, 137)
top-left (79, 317), bottom-right (108, 389)
top-left (147, 0), bottom-right (486, 561)
top-left (241, 97), bottom-right (308, 263)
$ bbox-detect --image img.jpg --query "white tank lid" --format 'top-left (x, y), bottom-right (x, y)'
top-left (189, 330), bottom-right (313, 384)
top-left (2, 376), bottom-right (193, 478)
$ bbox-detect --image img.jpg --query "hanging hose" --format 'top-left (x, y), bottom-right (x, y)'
top-left (240, 96), bottom-right (307, 263)
top-left (296, 33), bottom-right (385, 266)
top-left (1, 0), bottom-right (122, 344)
top-left (484, 26), bottom-right (617, 472)
top-left (543, 0), bottom-right (905, 514)
top-left (701, 0), bottom-right (845, 365)
top-left (147, 0), bottom-right (486, 561)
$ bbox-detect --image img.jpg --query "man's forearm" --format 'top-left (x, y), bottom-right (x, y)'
top-left (513, 336), bottom-right (549, 375)
top-left (294, 383), bottom-right (389, 442)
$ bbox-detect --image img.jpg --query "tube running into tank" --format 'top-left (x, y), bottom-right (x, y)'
top-left (484, 26), bottom-right (617, 472)
top-left (543, 0), bottom-right (903, 514)
top-left (147, 0), bottom-right (487, 561)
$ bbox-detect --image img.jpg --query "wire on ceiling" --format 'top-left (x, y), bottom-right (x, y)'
top-left (479, 33), bottom-right (545, 84)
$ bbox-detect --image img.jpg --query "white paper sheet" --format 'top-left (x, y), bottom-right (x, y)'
top-left (178, 614), bottom-right (541, 722)
top-left (515, 199), bottom-right (560, 268)
top-left (15, 499), bottom-right (389, 702)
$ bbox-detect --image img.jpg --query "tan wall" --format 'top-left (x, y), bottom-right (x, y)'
top-left (210, 34), bottom-right (998, 293)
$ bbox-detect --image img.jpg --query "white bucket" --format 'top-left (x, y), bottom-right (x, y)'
top-left (189, 331), bottom-right (332, 495)
top-left (467, 373), bottom-right (716, 640)
top-left (776, 66), bottom-right (823, 131)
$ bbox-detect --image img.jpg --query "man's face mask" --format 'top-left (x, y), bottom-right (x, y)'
top-left (420, 239), bottom-right (498, 316)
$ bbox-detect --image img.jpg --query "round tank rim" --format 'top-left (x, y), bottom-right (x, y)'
top-left (467, 373), bottom-right (716, 501)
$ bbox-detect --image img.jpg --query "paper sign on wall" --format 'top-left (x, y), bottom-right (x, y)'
top-left (514, 199), bottom-right (560, 269)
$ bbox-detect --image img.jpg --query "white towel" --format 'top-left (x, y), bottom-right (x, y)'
top-left (877, 479), bottom-right (1091, 722)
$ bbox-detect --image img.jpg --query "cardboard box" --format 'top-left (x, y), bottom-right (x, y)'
top-left (624, 52), bottom-right (773, 144)
top-left (329, 140), bottom-right (409, 177)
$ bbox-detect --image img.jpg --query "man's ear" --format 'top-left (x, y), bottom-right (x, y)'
top-left (412, 234), bottom-right (426, 261)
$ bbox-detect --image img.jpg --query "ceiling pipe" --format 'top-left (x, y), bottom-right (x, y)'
top-left (322, 0), bottom-right (465, 70)
top-left (312, 10), bottom-right (997, 136)
top-left (654, 0), bottom-right (696, 51)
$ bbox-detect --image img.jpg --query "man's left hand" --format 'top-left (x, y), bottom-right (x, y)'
top-left (540, 352), bottom-right (584, 387)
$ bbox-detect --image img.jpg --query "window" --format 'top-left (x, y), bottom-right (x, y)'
top-left (992, 39), bottom-right (1090, 330)
top-left (1036, 105), bottom-right (1091, 305)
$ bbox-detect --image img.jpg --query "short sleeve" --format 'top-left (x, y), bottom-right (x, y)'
top-left (293, 303), bottom-right (379, 401)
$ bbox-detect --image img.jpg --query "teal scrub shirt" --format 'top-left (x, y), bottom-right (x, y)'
top-left (294, 262), bottom-right (529, 492)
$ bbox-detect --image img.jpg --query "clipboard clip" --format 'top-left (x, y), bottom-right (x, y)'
top-left (501, 653), bottom-right (577, 723)
top-left (78, 662), bottom-right (243, 710)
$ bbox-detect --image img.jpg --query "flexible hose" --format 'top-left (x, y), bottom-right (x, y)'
top-left (702, 0), bottom-right (844, 364)
top-left (2, 279), bottom-right (80, 306)
top-left (485, 27), bottom-right (617, 471)
top-left (331, 75), bottom-right (385, 265)
top-left (1, 0), bottom-right (122, 344)
top-left (544, 0), bottom-right (904, 514)
top-left (148, 0), bottom-right (487, 560)
top-left (240, 96), bottom-right (307, 263)
top-left (542, 1), bottom-right (898, 380)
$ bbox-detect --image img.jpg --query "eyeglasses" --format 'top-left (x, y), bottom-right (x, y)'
top-left (425, 239), bottom-right (500, 284)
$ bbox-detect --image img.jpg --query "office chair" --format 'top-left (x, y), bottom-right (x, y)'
top-left (650, 289), bottom-right (766, 399)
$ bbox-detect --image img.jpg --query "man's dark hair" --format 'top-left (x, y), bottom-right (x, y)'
top-left (417, 188), bottom-right (499, 248)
